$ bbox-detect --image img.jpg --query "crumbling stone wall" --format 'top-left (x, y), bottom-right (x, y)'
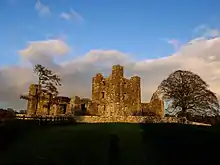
top-left (36, 91), bottom-right (51, 116)
top-left (150, 92), bottom-right (164, 117)
top-left (27, 84), bottom-right (38, 115)
top-left (26, 84), bottom-right (51, 116)
top-left (56, 96), bottom-right (71, 115)
top-left (90, 65), bottom-right (141, 116)
top-left (74, 116), bottom-right (199, 125)
top-left (69, 96), bottom-right (81, 111)
top-left (141, 92), bottom-right (164, 117)
top-left (26, 84), bottom-right (76, 116)
top-left (87, 102), bottom-right (98, 115)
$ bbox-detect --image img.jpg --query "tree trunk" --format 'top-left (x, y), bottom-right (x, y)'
top-left (182, 107), bottom-right (187, 117)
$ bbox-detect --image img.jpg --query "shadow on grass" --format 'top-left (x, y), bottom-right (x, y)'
top-left (108, 134), bottom-right (120, 165)
top-left (0, 118), bottom-right (77, 154)
top-left (2, 122), bottom-right (220, 165)
top-left (140, 123), bottom-right (220, 165)
top-left (0, 119), bottom-right (39, 153)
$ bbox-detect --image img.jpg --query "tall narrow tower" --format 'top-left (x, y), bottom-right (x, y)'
top-left (111, 65), bottom-right (124, 103)
top-left (130, 76), bottom-right (141, 112)
top-left (27, 84), bottom-right (38, 115)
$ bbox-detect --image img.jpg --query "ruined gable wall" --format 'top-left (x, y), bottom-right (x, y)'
top-left (36, 92), bottom-right (51, 116)
top-left (27, 84), bottom-right (50, 116)
top-left (27, 84), bottom-right (38, 115)
top-left (26, 84), bottom-right (50, 116)
top-left (150, 93), bottom-right (164, 117)
top-left (141, 92), bottom-right (164, 117)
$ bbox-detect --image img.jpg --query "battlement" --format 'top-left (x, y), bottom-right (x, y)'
top-left (130, 76), bottom-right (141, 82)
top-left (112, 64), bottom-right (124, 77)
top-left (92, 73), bottom-right (104, 83)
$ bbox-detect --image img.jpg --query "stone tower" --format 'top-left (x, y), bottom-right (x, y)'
top-left (91, 64), bottom-right (142, 116)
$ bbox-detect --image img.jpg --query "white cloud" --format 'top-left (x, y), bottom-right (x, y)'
top-left (19, 40), bottom-right (70, 57)
top-left (60, 9), bottom-right (84, 22)
top-left (2, 36), bottom-right (220, 110)
top-left (35, 0), bottom-right (51, 16)
top-left (193, 24), bottom-right (220, 38)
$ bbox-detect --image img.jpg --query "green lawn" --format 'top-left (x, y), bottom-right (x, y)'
top-left (1, 124), bottom-right (146, 165)
top-left (1, 123), bottom-right (219, 165)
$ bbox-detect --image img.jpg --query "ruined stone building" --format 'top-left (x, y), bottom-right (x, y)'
top-left (21, 84), bottom-right (90, 116)
top-left (87, 64), bottom-right (164, 117)
top-left (87, 65), bottom-right (141, 116)
top-left (22, 64), bottom-right (164, 117)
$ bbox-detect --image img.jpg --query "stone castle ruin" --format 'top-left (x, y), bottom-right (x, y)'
top-left (22, 64), bottom-right (164, 117)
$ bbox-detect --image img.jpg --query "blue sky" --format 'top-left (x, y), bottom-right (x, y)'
top-left (0, 0), bottom-right (220, 66)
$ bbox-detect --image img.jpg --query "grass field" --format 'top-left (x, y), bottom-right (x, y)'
top-left (1, 122), bottom-right (220, 165)
top-left (1, 123), bottom-right (146, 165)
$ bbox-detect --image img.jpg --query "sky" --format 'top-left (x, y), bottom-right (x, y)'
top-left (1, 0), bottom-right (220, 109)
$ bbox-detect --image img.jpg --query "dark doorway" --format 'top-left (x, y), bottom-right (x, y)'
top-left (81, 104), bottom-right (86, 112)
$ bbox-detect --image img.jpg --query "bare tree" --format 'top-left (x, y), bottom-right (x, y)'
top-left (20, 64), bottom-right (61, 115)
top-left (157, 70), bottom-right (219, 116)
top-left (33, 64), bottom-right (61, 114)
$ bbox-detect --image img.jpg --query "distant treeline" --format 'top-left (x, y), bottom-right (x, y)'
top-left (134, 110), bottom-right (220, 125)
top-left (0, 108), bottom-right (27, 120)
top-left (0, 109), bottom-right (15, 119)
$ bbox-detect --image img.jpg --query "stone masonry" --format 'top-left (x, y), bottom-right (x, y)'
top-left (141, 92), bottom-right (164, 117)
top-left (24, 84), bottom-right (91, 116)
top-left (87, 65), bottom-right (141, 116)
top-left (23, 64), bottom-right (164, 117)
top-left (87, 64), bottom-right (164, 117)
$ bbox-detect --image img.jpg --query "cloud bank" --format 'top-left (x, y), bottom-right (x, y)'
top-left (1, 36), bottom-right (220, 110)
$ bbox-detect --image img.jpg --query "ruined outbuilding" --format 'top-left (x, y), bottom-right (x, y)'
top-left (141, 92), bottom-right (164, 117)
top-left (21, 84), bottom-right (91, 116)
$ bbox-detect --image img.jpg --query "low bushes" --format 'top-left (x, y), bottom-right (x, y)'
top-left (0, 109), bottom-right (15, 119)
